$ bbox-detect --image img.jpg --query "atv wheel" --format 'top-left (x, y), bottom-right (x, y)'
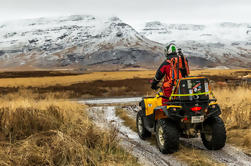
top-left (136, 110), bottom-right (151, 139)
top-left (156, 119), bottom-right (179, 154)
top-left (201, 117), bottom-right (226, 150)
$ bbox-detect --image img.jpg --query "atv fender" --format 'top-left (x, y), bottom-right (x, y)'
top-left (153, 106), bottom-right (183, 119)
top-left (139, 100), bottom-right (146, 116)
top-left (139, 100), bottom-right (155, 129)
top-left (154, 106), bottom-right (169, 116)
top-left (153, 106), bottom-right (182, 132)
top-left (141, 106), bottom-right (168, 131)
top-left (206, 104), bottom-right (221, 118)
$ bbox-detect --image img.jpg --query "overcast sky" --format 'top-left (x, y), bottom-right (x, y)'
top-left (0, 0), bottom-right (251, 27)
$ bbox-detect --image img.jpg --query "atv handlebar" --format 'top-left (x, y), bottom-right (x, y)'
top-left (155, 86), bottom-right (161, 90)
top-left (149, 79), bottom-right (161, 91)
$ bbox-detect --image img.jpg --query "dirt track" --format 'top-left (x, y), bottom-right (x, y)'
top-left (87, 106), bottom-right (183, 166)
top-left (81, 98), bottom-right (251, 166)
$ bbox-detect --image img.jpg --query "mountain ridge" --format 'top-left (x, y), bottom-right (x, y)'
top-left (139, 21), bottom-right (251, 68)
top-left (0, 15), bottom-right (250, 70)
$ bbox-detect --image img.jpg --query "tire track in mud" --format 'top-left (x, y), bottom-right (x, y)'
top-left (179, 138), bottom-right (251, 166)
top-left (80, 98), bottom-right (251, 166)
top-left (87, 106), bottom-right (184, 166)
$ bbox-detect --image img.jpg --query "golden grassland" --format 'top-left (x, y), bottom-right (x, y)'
top-left (190, 68), bottom-right (251, 78)
top-left (0, 69), bottom-right (249, 88)
top-left (0, 90), bottom-right (140, 166)
top-left (0, 69), bottom-right (250, 165)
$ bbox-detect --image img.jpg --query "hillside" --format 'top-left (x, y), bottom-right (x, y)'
top-left (139, 21), bottom-right (251, 68)
top-left (0, 15), bottom-right (163, 70)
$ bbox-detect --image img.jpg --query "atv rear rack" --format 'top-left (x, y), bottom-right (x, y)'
top-left (163, 99), bottom-right (217, 105)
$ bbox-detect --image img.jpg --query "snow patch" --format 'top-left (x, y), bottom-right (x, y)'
top-left (80, 97), bottom-right (142, 105)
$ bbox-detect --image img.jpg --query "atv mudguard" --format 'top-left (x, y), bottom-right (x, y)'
top-left (139, 99), bottom-right (155, 129)
top-left (206, 103), bottom-right (221, 118)
top-left (152, 105), bottom-right (184, 123)
top-left (139, 99), bottom-right (182, 129)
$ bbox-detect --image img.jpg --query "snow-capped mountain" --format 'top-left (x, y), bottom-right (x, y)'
top-left (0, 15), bottom-right (250, 70)
top-left (0, 15), bottom-right (163, 70)
top-left (139, 21), bottom-right (251, 68)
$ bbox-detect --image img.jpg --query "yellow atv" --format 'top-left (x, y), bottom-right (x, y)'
top-left (136, 77), bottom-right (226, 154)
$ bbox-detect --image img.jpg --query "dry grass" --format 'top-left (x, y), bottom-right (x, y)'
top-left (227, 129), bottom-right (251, 155)
top-left (214, 87), bottom-right (251, 130)
top-left (190, 68), bottom-right (251, 78)
top-left (115, 108), bottom-right (137, 132)
top-left (213, 87), bottom-right (251, 155)
top-left (115, 106), bottom-right (222, 166)
top-left (174, 145), bottom-right (225, 166)
top-left (0, 90), bottom-right (140, 166)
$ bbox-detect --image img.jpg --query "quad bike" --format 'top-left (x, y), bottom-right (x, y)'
top-left (136, 77), bottom-right (226, 154)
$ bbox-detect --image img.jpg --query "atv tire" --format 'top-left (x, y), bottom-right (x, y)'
top-left (156, 119), bottom-right (179, 154)
top-left (136, 110), bottom-right (151, 139)
top-left (201, 117), bottom-right (226, 150)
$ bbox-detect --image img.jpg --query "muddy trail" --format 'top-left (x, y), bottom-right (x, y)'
top-left (79, 98), bottom-right (251, 166)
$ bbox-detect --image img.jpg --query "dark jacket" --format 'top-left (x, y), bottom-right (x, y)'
top-left (151, 53), bottom-right (189, 90)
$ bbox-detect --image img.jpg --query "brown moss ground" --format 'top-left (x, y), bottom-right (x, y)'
top-left (0, 69), bottom-right (249, 99)
top-left (0, 70), bottom-right (81, 78)
top-left (0, 78), bottom-right (152, 99)
top-left (0, 68), bottom-right (249, 88)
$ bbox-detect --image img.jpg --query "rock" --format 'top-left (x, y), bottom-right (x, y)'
top-left (116, 32), bottom-right (123, 37)
top-left (0, 50), bottom-right (5, 56)
top-left (29, 39), bottom-right (38, 44)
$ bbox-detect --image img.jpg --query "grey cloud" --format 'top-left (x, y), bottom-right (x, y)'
top-left (0, 0), bottom-right (250, 25)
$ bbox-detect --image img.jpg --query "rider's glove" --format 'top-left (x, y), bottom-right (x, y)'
top-left (151, 84), bottom-right (158, 90)
top-left (151, 79), bottom-right (159, 90)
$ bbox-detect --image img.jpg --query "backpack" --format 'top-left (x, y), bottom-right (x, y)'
top-left (178, 49), bottom-right (190, 77)
top-left (163, 53), bottom-right (189, 88)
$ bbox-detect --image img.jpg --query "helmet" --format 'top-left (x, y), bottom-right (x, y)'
top-left (164, 43), bottom-right (177, 57)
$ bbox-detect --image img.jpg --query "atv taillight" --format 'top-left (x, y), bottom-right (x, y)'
top-left (190, 107), bottom-right (202, 112)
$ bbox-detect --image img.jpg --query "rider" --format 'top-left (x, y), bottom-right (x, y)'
top-left (151, 43), bottom-right (190, 105)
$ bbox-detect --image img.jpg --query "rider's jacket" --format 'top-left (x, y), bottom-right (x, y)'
top-left (152, 53), bottom-right (189, 91)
